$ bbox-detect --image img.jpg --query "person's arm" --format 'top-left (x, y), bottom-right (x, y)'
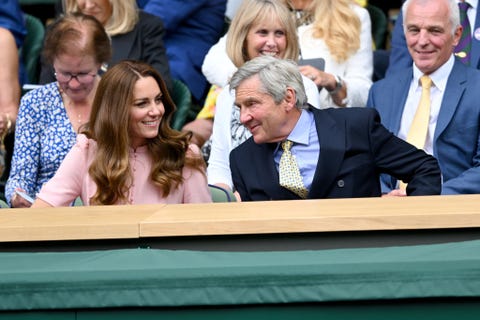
top-left (5, 92), bottom-right (44, 207)
top-left (31, 198), bottom-right (53, 208)
top-left (368, 109), bottom-right (441, 196)
top-left (298, 6), bottom-right (373, 108)
top-left (0, 27), bottom-right (20, 136)
top-left (201, 35), bottom-right (237, 87)
top-left (229, 147), bottom-right (249, 202)
top-left (366, 82), bottom-right (396, 195)
top-left (440, 133), bottom-right (480, 195)
top-left (34, 134), bottom-right (89, 207)
top-left (206, 86), bottom-right (235, 189)
top-left (335, 6), bottom-right (373, 107)
top-left (142, 0), bottom-right (205, 32)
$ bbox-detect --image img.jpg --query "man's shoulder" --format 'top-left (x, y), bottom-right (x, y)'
top-left (230, 137), bottom-right (274, 162)
top-left (231, 137), bottom-right (258, 154)
top-left (313, 106), bottom-right (379, 120)
top-left (371, 68), bottom-right (412, 90)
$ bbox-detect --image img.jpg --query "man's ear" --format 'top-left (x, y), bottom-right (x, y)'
top-left (283, 87), bottom-right (297, 111)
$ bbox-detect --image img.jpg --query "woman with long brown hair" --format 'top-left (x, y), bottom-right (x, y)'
top-left (32, 60), bottom-right (211, 206)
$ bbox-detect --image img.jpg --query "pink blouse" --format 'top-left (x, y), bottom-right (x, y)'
top-left (37, 134), bottom-right (212, 206)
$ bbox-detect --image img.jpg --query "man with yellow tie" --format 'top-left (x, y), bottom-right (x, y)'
top-left (228, 56), bottom-right (440, 201)
top-left (367, 0), bottom-right (480, 195)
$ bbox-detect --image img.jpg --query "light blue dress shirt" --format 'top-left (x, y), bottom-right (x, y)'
top-left (274, 109), bottom-right (319, 190)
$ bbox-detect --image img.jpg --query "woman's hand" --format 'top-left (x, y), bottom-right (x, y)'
top-left (11, 188), bottom-right (34, 208)
top-left (0, 113), bottom-right (11, 137)
top-left (298, 65), bottom-right (336, 91)
top-left (299, 65), bottom-right (348, 107)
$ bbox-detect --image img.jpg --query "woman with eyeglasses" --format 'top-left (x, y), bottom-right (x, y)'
top-left (6, 13), bottom-right (111, 208)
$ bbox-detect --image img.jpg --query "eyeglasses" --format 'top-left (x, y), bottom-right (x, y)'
top-left (54, 71), bottom-right (97, 84)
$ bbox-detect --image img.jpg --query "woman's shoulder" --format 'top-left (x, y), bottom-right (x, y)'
top-left (74, 134), bottom-right (96, 150)
top-left (186, 143), bottom-right (201, 156)
top-left (22, 82), bottom-right (60, 101)
top-left (137, 10), bottom-right (164, 29)
top-left (20, 82), bottom-right (62, 112)
top-left (351, 3), bottom-right (370, 21)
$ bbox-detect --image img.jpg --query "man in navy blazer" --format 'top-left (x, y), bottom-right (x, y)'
top-left (228, 56), bottom-right (441, 201)
top-left (387, 0), bottom-right (480, 75)
top-left (368, 0), bottom-right (480, 195)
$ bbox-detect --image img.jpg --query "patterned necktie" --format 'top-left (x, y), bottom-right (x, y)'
top-left (279, 140), bottom-right (308, 198)
top-left (399, 75), bottom-right (432, 190)
top-left (455, 1), bottom-right (472, 65)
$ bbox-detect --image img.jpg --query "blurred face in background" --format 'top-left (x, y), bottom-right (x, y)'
top-left (245, 17), bottom-right (287, 61)
top-left (76, 0), bottom-right (113, 25)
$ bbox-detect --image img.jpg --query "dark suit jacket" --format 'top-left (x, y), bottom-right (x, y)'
top-left (368, 59), bottom-right (480, 194)
top-left (39, 11), bottom-right (173, 94)
top-left (230, 108), bottom-right (441, 201)
top-left (387, 8), bottom-right (480, 75)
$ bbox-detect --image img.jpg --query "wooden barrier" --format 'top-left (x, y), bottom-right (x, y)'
top-left (0, 195), bottom-right (479, 247)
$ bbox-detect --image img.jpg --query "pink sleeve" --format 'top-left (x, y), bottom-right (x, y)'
top-left (36, 134), bottom-right (91, 207)
top-left (182, 144), bottom-right (212, 203)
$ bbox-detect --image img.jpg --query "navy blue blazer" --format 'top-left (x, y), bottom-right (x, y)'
top-left (367, 59), bottom-right (480, 194)
top-left (387, 8), bottom-right (480, 75)
top-left (229, 108), bottom-right (441, 201)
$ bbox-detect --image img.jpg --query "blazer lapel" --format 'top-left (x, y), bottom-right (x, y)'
top-left (390, 71), bottom-right (413, 135)
top-left (308, 109), bottom-right (345, 199)
top-left (434, 61), bottom-right (466, 147)
top-left (254, 142), bottom-right (298, 199)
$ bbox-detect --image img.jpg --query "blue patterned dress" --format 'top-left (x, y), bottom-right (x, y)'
top-left (5, 82), bottom-right (77, 205)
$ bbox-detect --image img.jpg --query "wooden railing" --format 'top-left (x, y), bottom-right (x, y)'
top-left (1, 195), bottom-right (479, 243)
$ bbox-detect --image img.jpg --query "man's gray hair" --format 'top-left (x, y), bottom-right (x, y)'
top-left (402, 0), bottom-right (460, 36)
top-left (229, 55), bottom-right (308, 109)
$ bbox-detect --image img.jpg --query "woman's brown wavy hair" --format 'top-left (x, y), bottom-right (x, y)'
top-left (82, 60), bottom-right (205, 205)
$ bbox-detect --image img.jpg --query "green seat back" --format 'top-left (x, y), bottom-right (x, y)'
top-left (367, 4), bottom-right (388, 50)
top-left (170, 79), bottom-right (193, 130)
top-left (209, 184), bottom-right (236, 202)
top-left (21, 14), bottom-right (45, 84)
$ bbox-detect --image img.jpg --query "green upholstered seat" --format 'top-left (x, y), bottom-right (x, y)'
top-left (21, 14), bottom-right (45, 84)
top-left (209, 184), bottom-right (236, 202)
top-left (367, 4), bottom-right (388, 50)
top-left (170, 79), bottom-right (193, 130)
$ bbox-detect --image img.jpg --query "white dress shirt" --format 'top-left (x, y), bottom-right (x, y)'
top-left (399, 55), bottom-right (455, 155)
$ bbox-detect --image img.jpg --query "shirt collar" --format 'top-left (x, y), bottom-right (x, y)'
top-left (413, 54), bottom-right (454, 92)
top-left (287, 109), bottom-right (313, 146)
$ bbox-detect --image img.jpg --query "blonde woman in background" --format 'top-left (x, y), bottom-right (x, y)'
top-left (203, 0), bottom-right (372, 108)
top-left (285, 0), bottom-right (373, 108)
top-left (40, 0), bottom-right (173, 94)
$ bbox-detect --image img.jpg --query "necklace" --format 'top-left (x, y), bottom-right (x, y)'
top-left (59, 88), bottom-right (91, 131)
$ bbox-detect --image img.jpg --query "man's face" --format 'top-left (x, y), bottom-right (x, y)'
top-left (234, 75), bottom-right (292, 144)
top-left (404, 0), bottom-right (462, 74)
